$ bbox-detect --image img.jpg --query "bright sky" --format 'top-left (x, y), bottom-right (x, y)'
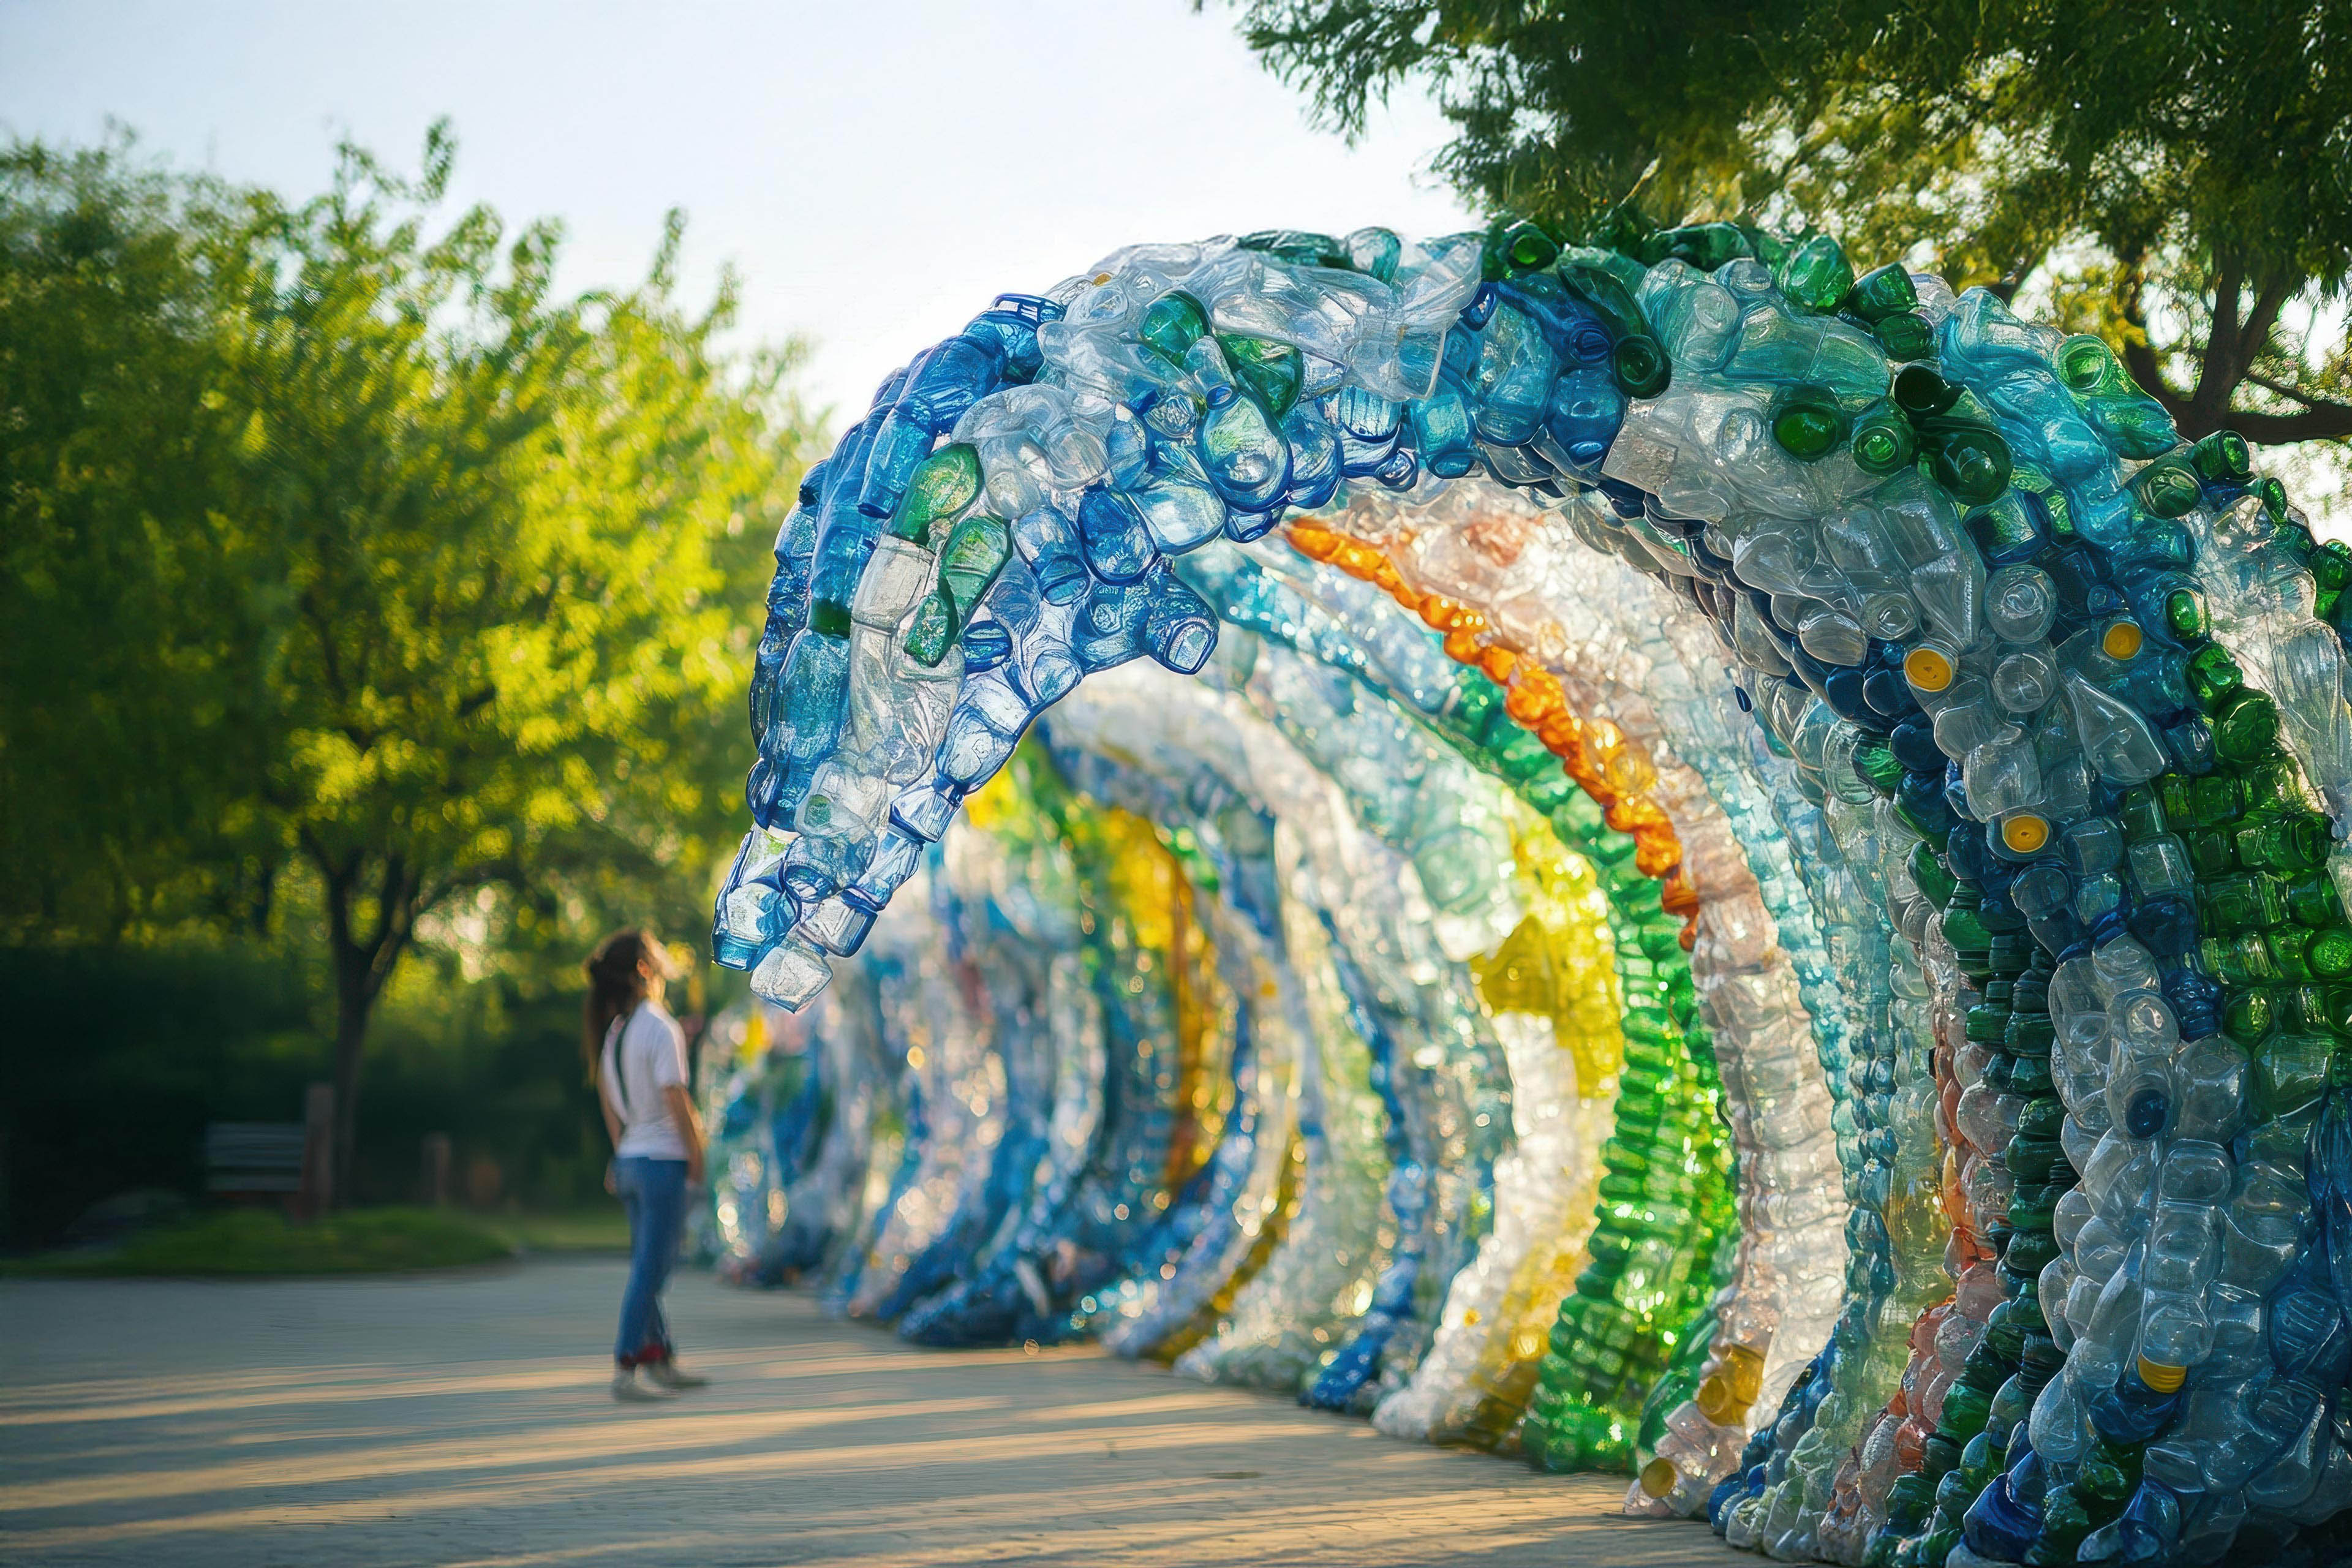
top-left (0, 0), bottom-right (1479, 431)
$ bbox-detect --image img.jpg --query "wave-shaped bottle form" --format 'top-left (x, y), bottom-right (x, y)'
top-left (714, 214), bottom-right (2352, 1565)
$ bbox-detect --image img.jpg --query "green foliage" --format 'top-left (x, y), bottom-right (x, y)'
top-left (2, 1205), bottom-right (518, 1276)
top-left (0, 940), bottom-right (319, 1243)
top-left (0, 125), bottom-right (820, 1182)
top-left (1226, 0), bottom-right (2352, 446)
top-left (0, 936), bottom-right (635, 1244)
top-left (0, 142), bottom-right (278, 931)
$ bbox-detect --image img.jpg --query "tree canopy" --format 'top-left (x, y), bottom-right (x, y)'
top-left (1228, 0), bottom-right (2352, 449)
top-left (1, 126), bottom-right (818, 1185)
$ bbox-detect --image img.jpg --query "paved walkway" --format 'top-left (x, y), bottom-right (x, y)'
top-left (1, 1257), bottom-right (1745, 1566)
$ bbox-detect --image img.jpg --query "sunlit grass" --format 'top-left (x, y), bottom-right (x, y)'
top-left (473, 1207), bottom-right (630, 1254)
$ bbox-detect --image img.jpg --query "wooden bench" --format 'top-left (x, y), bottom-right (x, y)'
top-left (204, 1085), bottom-right (334, 1216)
top-left (204, 1123), bottom-right (309, 1196)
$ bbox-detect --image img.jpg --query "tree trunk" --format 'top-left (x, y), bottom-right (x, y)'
top-left (328, 948), bottom-right (375, 1206)
top-left (308, 842), bottom-right (420, 1208)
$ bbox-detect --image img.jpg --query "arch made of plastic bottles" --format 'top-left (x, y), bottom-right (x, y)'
top-left (771, 631), bottom-right (1734, 1452)
top-left (714, 510), bottom-right (1791, 1468)
top-left (726, 481), bottom-right (1765, 1458)
top-left (718, 217), bottom-right (2352, 1568)
top-left (717, 524), bottom-right (1839, 1478)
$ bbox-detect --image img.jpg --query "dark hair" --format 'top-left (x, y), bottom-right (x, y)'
top-left (584, 929), bottom-right (666, 1084)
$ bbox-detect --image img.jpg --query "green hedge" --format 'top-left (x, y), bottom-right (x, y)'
top-left (0, 941), bottom-right (614, 1246)
top-left (4, 1205), bottom-right (518, 1276)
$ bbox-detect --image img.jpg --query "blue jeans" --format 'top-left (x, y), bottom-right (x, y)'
top-left (614, 1156), bottom-right (689, 1366)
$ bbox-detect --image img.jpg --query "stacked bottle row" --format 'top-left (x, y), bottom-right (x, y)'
top-left (1196, 529), bottom-right (1746, 1460)
top-left (1379, 826), bottom-right (1626, 1447)
top-left (1285, 484), bottom-right (1950, 1551)
top-left (1297, 488), bottom-right (1865, 1507)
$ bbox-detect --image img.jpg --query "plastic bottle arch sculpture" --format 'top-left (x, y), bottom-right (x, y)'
top-left (711, 216), bottom-right (2352, 1567)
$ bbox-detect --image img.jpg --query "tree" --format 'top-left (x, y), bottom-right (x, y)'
top-left (1226, 0), bottom-right (2352, 450)
top-left (0, 140), bottom-right (281, 934)
top-left (1, 126), bottom-right (818, 1195)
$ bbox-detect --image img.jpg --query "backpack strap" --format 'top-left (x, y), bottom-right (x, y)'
top-left (605, 1003), bottom-right (644, 1118)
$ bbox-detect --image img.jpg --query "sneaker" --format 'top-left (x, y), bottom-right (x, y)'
top-left (643, 1359), bottom-right (710, 1391)
top-left (611, 1366), bottom-right (669, 1402)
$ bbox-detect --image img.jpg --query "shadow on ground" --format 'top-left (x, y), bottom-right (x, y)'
top-left (0, 1258), bottom-right (1746, 1567)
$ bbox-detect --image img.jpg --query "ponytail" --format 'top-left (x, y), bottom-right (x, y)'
top-left (582, 929), bottom-right (661, 1086)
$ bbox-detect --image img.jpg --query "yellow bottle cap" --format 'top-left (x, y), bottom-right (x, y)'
top-left (2137, 1357), bottom-right (2187, 1393)
top-left (2103, 619), bottom-right (2145, 661)
top-left (2002, 814), bottom-right (2051, 855)
top-left (1640, 1457), bottom-right (1680, 1498)
top-left (1904, 646), bottom-right (1955, 693)
top-left (1695, 1373), bottom-right (1740, 1423)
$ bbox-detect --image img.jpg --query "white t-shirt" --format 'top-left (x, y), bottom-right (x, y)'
top-left (601, 1003), bottom-right (691, 1159)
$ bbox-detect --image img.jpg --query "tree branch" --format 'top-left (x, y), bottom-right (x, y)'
top-left (366, 852), bottom-right (405, 953)
top-left (2193, 255), bottom-right (2245, 419)
top-left (296, 826), bottom-right (356, 899)
top-left (2243, 371), bottom-right (2335, 409)
top-left (358, 852), bottom-right (420, 1006)
top-left (298, 826), bottom-right (369, 995)
top-left (1988, 243), bottom-right (2048, 306)
top-left (2241, 274), bottom-right (2295, 369)
top-left (2218, 401), bottom-right (2352, 445)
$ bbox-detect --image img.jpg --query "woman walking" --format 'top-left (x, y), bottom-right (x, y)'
top-left (586, 929), bottom-right (711, 1401)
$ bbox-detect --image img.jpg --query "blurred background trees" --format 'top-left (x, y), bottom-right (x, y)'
top-left (1228, 0), bottom-right (2352, 472)
top-left (0, 124), bottom-right (818, 1237)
